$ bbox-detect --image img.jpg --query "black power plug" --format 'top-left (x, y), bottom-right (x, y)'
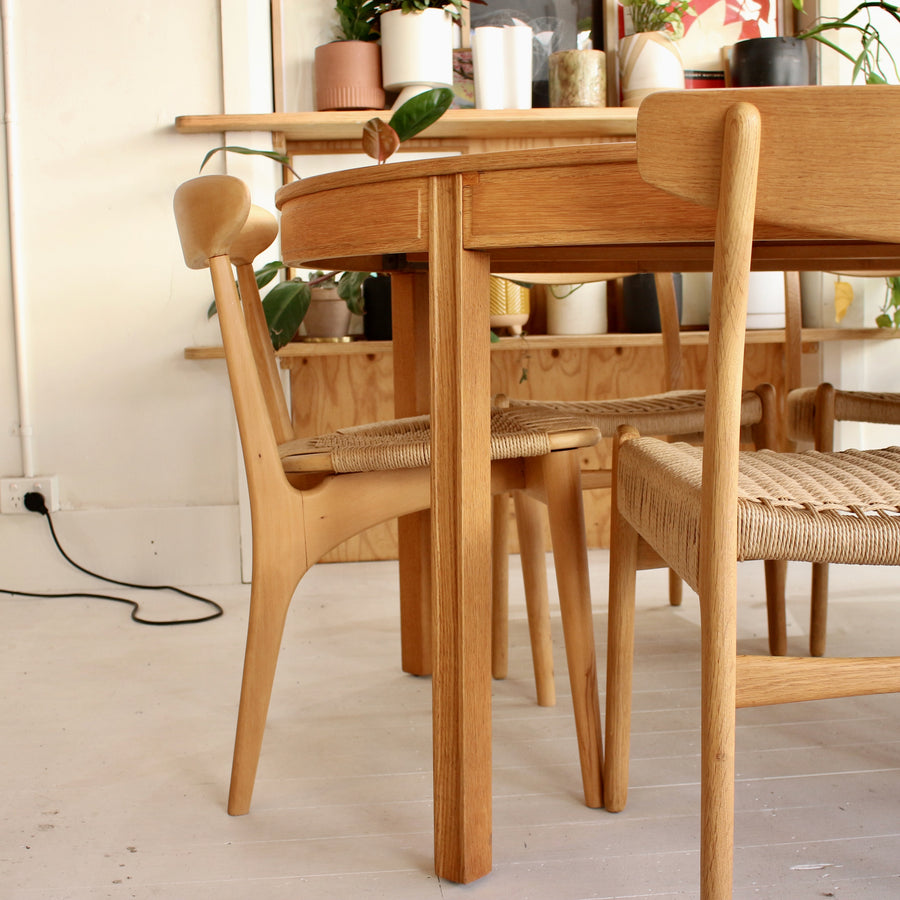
top-left (3, 492), bottom-right (224, 625)
top-left (24, 491), bottom-right (48, 515)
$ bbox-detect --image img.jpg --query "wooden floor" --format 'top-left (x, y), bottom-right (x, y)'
top-left (2, 551), bottom-right (899, 899)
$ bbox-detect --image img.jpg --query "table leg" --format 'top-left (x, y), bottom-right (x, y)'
top-left (428, 174), bottom-right (493, 883)
top-left (392, 272), bottom-right (433, 676)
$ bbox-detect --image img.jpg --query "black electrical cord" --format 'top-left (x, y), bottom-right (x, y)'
top-left (0, 491), bottom-right (224, 626)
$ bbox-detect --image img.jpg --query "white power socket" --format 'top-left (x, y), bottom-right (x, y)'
top-left (0, 475), bottom-right (60, 514)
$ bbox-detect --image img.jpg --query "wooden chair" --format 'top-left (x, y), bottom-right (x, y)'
top-left (787, 383), bottom-right (900, 655)
top-left (493, 272), bottom-right (785, 708)
top-left (603, 86), bottom-right (900, 899)
top-left (173, 174), bottom-right (606, 817)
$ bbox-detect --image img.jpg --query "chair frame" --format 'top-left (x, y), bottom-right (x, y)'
top-left (604, 86), bottom-right (900, 900)
top-left (174, 174), bottom-right (605, 821)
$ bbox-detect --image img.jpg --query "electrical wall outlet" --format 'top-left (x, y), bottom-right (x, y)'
top-left (1, 475), bottom-right (60, 514)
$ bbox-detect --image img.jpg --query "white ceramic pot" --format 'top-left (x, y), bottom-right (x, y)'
top-left (745, 271), bottom-right (786, 329)
top-left (299, 287), bottom-right (352, 340)
top-left (546, 282), bottom-right (607, 335)
top-left (619, 32), bottom-right (684, 107)
top-left (380, 8), bottom-right (454, 108)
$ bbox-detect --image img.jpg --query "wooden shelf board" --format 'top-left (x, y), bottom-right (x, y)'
top-left (174, 108), bottom-right (639, 144)
top-left (184, 327), bottom-right (898, 361)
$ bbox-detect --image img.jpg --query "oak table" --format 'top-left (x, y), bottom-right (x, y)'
top-left (274, 141), bottom-right (900, 885)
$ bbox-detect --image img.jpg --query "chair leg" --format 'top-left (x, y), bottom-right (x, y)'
top-left (764, 559), bottom-right (787, 656)
top-left (668, 568), bottom-right (683, 606)
top-left (604, 427), bottom-right (640, 813)
top-left (809, 383), bottom-right (836, 659)
top-left (513, 489), bottom-right (556, 707)
top-left (810, 562), bottom-right (829, 657)
top-left (491, 493), bottom-right (510, 681)
top-left (228, 556), bottom-right (304, 816)
top-left (539, 449), bottom-right (603, 809)
top-left (699, 571), bottom-right (738, 899)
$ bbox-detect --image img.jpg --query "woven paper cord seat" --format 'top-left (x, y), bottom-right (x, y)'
top-left (281, 405), bottom-right (598, 474)
top-left (789, 388), bottom-right (900, 441)
top-left (511, 389), bottom-right (764, 440)
top-left (617, 440), bottom-right (900, 591)
top-left (786, 385), bottom-right (900, 655)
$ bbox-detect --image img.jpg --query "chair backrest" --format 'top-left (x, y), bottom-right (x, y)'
top-left (635, 86), bottom-right (900, 587)
top-left (638, 86), bottom-right (900, 245)
top-left (174, 175), bottom-right (289, 490)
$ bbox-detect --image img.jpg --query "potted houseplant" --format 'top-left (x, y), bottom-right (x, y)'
top-left (315, 0), bottom-right (386, 111)
top-left (375, 1), bottom-right (486, 107)
top-left (730, 0), bottom-right (900, 86)
top-left (230, 265), bottom-right (370, 347)
top-left (618, 0), bottom-right (695, 106)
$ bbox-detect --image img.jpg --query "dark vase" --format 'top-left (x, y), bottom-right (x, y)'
top-left (622, 273), bottom-right (683, 333)
top-left (729, 37), bottom-right (810, 87)
top-left (363, 275), bottom-right (392, 341)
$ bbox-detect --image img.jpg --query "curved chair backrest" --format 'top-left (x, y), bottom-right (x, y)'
top-left (637, 86), bottom-right (900, 245)
top-left (174, 175), bottom-right (251, 268)
top-left (174, 175), bottom-right (288, 489)
top-left (231, 206), bottom-right (294, 444)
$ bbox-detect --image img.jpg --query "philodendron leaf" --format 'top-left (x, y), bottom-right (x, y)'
top-left (337, 271), bottom-right (369, 315)
top-left (255, 260), bottom-right (286, 288)
top-left (362, 118), bottom-right (401, 163)
top-left (388, 87), bottom-right (454, 143)
top-left (199, 145), bottom-right (301, 180)
top-left (262, 280), bottom-right (311, 349)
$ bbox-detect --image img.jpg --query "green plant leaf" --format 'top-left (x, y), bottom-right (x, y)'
top-left (388, 87), bottom-right (454, 143)
top-left (337, 270), bottom-right (369, 315)
top-left (262, 280), bottom-right (311, 349)
top-left (255, 260), bottom-right (286, 288)
top-left (207, 298), bottom-right (218, 320)
top-left (876, 313), bottom-right (893, 328)
top-left (199, 145), bottom-right (301, 180)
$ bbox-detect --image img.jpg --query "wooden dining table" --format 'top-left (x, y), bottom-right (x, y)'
top-left (274, 140), bottom-right (900, 884)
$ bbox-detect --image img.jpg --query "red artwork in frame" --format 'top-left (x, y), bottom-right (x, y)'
top-left (620, 0), bottom-right (780, 88)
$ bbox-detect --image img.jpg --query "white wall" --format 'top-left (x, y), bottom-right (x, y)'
top-left (0, 0), bottom-right (265, 589)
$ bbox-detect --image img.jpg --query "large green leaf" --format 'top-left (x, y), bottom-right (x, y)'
top-left (255, 260), bottom-right (286, 288)
top-left (388, 87), bottom-right (454, 143)
top-left (262, 280), bottom-right (311, 349)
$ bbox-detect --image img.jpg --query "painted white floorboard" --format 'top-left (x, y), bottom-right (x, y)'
top-left (1, 552), bottom-right (898, 898)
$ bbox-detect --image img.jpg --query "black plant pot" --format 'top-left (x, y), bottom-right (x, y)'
top-left (622, 273), bottom-right (683, 333)
top-left (729, 37), bottom-right (810, 87)
top-left (363, 275), bottom-right (392, 341)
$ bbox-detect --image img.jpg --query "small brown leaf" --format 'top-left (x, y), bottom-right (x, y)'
top-left (362, 118), bottom-right (400, 164)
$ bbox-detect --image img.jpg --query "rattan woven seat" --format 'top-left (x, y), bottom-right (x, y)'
top-left (789, 387), bottom-right (900, 442)
top-left (280, 406), bottom-right (599, 474)
top-left (785, 384), bottom-right (900, 655)
top-left (511, 389), bottom-right (765, 440)
top-left (617, 440), bottom-right (900, 592)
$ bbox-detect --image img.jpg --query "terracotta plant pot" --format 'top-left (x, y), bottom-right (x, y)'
top-left (729, 37), bottom-right (810, 87)
top-left (315, 40), bottom-right (385, 111)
